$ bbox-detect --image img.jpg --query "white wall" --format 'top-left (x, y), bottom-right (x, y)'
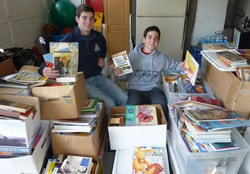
top-left (0, 0), bottom-right (49, 49)
top-left (190, 0), bottom-right (229, 45)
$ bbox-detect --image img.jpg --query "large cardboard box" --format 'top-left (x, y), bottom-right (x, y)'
top-left (0, 59), bottom-right (16, 77)
top-left (0, 94), bottom-right (41, 147)
top-left (108, 105), bottom-right (167, 150)
top-left (31, 72), bottom-right (87, 120)
top-left (206, 63), bottom-right (250, 118)
top-left (0, 121), bottom-right (51, 174)
top-left (51, 102), bottom-right (106, 159)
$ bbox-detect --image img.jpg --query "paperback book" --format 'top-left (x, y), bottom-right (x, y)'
top-left (111, 51), bottom-right (133, 76)
top-left (216, 50), bottom-right (247, 67)
top-left (125, 105), bottom-right (158, 126)
top-left (0, 99), bottom-right (32, 113)
top-left (132, 146), bottom-right (167, 174)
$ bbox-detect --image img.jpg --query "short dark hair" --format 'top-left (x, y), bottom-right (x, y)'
top-left (143, 26), bottom-right (161, 39)
top-left (76, 4), bottom-right (95, 17)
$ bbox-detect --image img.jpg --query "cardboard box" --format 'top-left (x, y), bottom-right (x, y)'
top-left (31, 72), bottom-right (87, 120)
top-left (206, 63), bottom-right (250, 118)
top-left (51, 102), bottom-right (106, 159)
top-left (0, 59), bottom-right (16, 77)
top-left (108, 105), bottom-right (167, 150)
top-left (0, 121), bottom-right (51, 174)
top-left (0, 94), bottom-right (41, 147)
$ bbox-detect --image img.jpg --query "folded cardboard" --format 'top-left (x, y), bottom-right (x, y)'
top-left (31, 72), bottom-right (87, 120)
top-left (108, 105), bottom-right (167, 150)
top-left (0, 121), bottom-right (51, 174)
top-left (206, 63), bottom-right (250, 118)
top-left (0, 94), bottom-right (41, 147)
top-left (51, 102), bottom-right (106, 159)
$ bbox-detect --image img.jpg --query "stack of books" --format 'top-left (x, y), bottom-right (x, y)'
top-left (216, 50), bottom-right (247, 67)
top-left (172, 100), bottom-right (250, 152)
top-left (0, 99), bottom-right (39, 157)
top-left (51, 98), bottom-right (101, 133)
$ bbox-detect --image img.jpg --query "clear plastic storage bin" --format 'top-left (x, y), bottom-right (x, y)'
top-left (167, 106), bottom-right (250, 174)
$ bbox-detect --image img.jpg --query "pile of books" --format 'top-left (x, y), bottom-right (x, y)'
top-left (216, 50), bottom-right (247, 67)
top-left (44, 154), bottom-right (96, 174)
top-left (171, 98), bottom-right (250, 153)
top-left (51, 98), bottom-right (101, 134)
top-left (0, 99), bottom-right (38, 157)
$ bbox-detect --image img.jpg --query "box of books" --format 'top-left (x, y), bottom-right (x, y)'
top-left (112, 146), bottom-right (170, 174)
top-left (108, 104), bottom-right (167, 150)
top-left (31, 72), bottom-right (87, 120)
top-left (0, 94), bottom-right (41, 148)
top-left (167, 104), bottom-right (250, 174)
top-left (162, 72), bottom-right (214, 104)
top-left (51, 102), bottom-right (106, 159)
top-left (0, 121), bottom-right (51, 174)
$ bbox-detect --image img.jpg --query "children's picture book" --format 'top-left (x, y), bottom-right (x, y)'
top-left (184, 109), bottom-right (235, 123)
top-left (59, 155), bottom-right (93, 174)
top-left (50, 42), bottom-right (79, 76)
top-left (111, 51), bottom-right (133, 76)
top-left (132, 147), bottom-right (167, 174)
top-left (125, 105), bottom-right (158, 126)
top-left (42, 53), bottom-right (54, 68)
top-left (216, 50), bottom-right (247, 67)
top-left (181, 51), bottom-right (199, 86)
top-left (198, 112), bottom-right (250, 131)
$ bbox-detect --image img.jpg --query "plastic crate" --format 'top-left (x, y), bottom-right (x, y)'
top-left (162, 72), bottom-right (214, 104)
top-left (167, 106), bottom-right (250, 174)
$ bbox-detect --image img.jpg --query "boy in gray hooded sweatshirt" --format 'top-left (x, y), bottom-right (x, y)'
top-left (112, 25), bottom-right (182, 119)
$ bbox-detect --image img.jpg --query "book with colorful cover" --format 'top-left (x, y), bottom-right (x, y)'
top-left (50, 42), bottom-right (79, 76)
top-left (82, 98), bottom-right (100, 112)
top-left (184, 109), bottom-right (235, 123)
top-left (209, 141), bottom-right (240, 152)
top-left (125, 105), bottom-right (158, 126)
top-left (111, 51), bottom-right (133, 76)
top-left (181, 51), bottom-right (199, 86)
top-left (42, 53), bottom-right (54, 68)
top-left (132, 147), bottom-right (167, 174)
top-left (198, 112), bottom-right (250, 131)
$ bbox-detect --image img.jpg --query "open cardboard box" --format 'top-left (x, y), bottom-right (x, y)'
top-left (51, 102), bottom-right (107, 159)
top-left (0, 121), bottom-right (51, 173)
top-left (0, 94), bottom-right (41, 147)
top-left (108, 104), bottom-right (167, 150)
top-left (0, 59), bottom-right (32, 95)
top-left (206, 62), bottom-right (250, 118)
top-left (31, 72), bottom-right (87, 120)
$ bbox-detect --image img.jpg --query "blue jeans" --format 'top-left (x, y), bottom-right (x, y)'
top-left (127, 87), bottom-right (169, 120)
top-left (85, 74), bottom-right (127, 115)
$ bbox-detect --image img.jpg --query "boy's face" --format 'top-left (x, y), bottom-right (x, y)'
top-left (75, 11), bottom-right (95, 35)
top-left (142, 31), bottom-right (160, 53)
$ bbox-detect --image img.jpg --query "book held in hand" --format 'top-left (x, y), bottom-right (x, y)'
top-left (111, 51), bottom-right (133, 76)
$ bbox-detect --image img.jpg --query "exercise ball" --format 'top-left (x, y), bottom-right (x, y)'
top-left (50, 0), bottom-right (77, 29)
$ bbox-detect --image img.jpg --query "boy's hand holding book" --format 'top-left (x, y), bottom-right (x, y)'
top-left (43, 67), bottom-right (59, 79)
top-left (110, 64), bottom-right (123, 77)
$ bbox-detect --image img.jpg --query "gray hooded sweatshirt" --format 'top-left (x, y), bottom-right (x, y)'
top-left (120, 42), bottom-right (182, 91)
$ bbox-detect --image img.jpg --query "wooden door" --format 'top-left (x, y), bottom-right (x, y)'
top-left (103, 0), bottom-right (131, 56)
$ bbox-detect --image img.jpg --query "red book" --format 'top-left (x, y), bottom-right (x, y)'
top-left (187, 96), bottom-right (221, 107)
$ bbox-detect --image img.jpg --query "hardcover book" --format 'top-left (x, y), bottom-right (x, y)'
top-left (111, 51), bottom-right (133, 76)
top-left (125, 105), bottom-right (158, 126)
top-left (216, 50), bottom-right (247, 67)
top-left (50, 42), bottom-right (79, 76)
top-left (132, 146), bottom-right (167, 174)
top-left (0, 99), bottom-right (32, 113)
top-left (181, 51), bottom-right (199, 86)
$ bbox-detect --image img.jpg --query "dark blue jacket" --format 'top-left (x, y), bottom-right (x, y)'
top-left (38, 27), bottom-right (107, 79)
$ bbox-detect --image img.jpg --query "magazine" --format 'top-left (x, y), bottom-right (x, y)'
top-left (181, 51), bottom-right (199, 86)
top-left (50, 42), bottom-right (79, 76)
top-left (111, 51), bottom-right (133, 76)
